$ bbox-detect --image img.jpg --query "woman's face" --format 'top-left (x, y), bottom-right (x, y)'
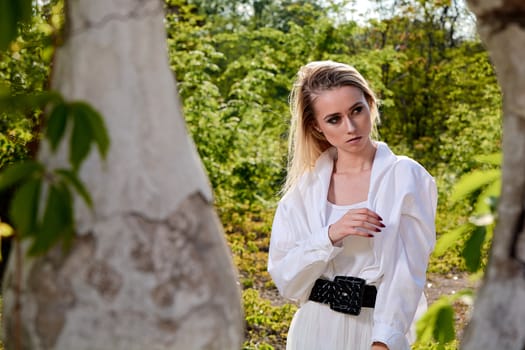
top-left (313, 85), bottom-right (373, 154)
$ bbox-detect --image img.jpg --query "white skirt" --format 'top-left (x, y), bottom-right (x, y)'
top-left (286, 301), bottom-right (374, 350)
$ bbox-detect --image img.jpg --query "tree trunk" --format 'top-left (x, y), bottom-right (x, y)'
top-left (461, 1), bottom-right (525, 349)
top-left (2, 0), bottom-right (243, 349)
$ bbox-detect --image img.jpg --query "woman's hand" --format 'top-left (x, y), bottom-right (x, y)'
top-left (328, 208), bottom-right (384, 245)
top-left (371, 342), bottom-right (389, 350)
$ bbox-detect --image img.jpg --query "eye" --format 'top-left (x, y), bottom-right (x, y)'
top-left (352, 106), bottom-right (363, 115)
top-left (327, 116), bottom-right (340, 124)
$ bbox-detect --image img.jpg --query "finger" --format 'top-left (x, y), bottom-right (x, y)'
top-left (346, 208), bottom-right (383, 222)
top-left (342, 216), bottom-right (384, 233)
top-left (345, 214), bottom-right (384, 229)
top-left (342, 224), bottom-right (379, 237)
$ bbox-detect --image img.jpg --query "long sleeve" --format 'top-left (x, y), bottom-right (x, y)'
top-left (268, 201), bottom-right (343, 303)
top-left (371, 163), bottom-right (437, 350)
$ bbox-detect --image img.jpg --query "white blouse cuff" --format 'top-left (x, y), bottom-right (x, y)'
top-left (371, 322), bottom-right (410, 350)
top-left (312, 225), bottom-right (342, 261)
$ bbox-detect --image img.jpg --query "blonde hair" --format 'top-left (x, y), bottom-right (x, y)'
top-left (282, 60), bottom-right (380, 195)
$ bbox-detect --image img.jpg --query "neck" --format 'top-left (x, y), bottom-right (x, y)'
top-left (334, 141), bottom-right (377, 174)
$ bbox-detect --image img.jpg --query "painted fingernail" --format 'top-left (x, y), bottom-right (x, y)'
top-left (375, 228), bottom-right (381, 232)
top-left (368, 234), bottom-right (375, 238)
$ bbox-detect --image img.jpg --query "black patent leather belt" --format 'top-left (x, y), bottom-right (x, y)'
top-left (308, 276), bottom-right (377, 316)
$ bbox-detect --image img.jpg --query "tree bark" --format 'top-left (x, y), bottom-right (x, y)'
top-left (461, 1), bottom-right (525, 349)
top-left (2, 0), bottom-right (243, 349)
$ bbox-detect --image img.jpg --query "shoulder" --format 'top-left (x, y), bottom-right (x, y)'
top-left (375, 142), bottom-right (433, 180)
top-left (281, 148), bottom-right (334, 202)
top-left (278, 172), bottom-right (311, 209)
top-left (390, 156), bottom-right (437, 204)
top-left (393, 156), bottom-right (432, 178)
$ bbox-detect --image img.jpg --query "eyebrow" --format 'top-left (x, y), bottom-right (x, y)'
top-left (322, 101), bottom-right (363, 121)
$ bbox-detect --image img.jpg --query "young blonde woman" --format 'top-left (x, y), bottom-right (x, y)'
top-left (268, 61), bottom-right (437, 350)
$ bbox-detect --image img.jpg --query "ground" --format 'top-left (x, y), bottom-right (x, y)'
top-left (425, 272), bottom-right (479, 340)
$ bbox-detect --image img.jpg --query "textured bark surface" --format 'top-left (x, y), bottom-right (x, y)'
top-left (2, 0), bottom-right (243, 348)
top-left (462, 1), bottom-right (525, 349)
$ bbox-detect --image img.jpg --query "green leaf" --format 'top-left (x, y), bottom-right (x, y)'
top-left (416, 298), bottom-right (444, 343)
top-left (416, 296), bottom-right (457, 345)
top-left (0, 222), bottom-right (14, 237)
top-left (473, 153), bottom-right (502, 166)
top-left (433, 304), bottom-right (456, 344)
top-left (0, 82), bottom-right (9, 97)
top-left (29, 183), bottom-right (74, 256)
top-left (474, 179), bottom-right (501, 215)
top-left (416, 308), bottom-right (437, 343)
top-left (46, 102), bottom-right (69, 151)
top-left (0, 160), bottom-right (44, 192)
top-left (0, 0), bottom-right (16, 51)
top-left (450, 169), bottom-right (501, 204)
top-left (15, 0), bottom-right (33, 23)
top-left (0, 0), bottom-right (32, 50)
top-left (69, 107), bottom-right (93, 171)
top-left (55, 168), bottom-right (93, 208)
top-left (8, 178), bottom-right (42, 236)
top-left (0, 90), bottom-right (63, 112)
top-left (71, 102), bottom-right (110, 158)
top-left (434, 224), bottom-right (473, 257)
top-left (462, 225), bottom-right (487, 272)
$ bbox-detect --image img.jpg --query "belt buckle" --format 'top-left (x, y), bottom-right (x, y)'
top-left (330, 276), bottom-right (366, 316)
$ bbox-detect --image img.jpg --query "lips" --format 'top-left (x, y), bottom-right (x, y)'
top-left (347, 136), bottom-right (361, 143)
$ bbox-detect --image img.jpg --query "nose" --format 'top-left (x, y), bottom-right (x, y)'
top-left (343, 116), bottom-right (356, 133)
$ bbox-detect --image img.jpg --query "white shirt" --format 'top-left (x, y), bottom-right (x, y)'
top-left (268, 142), bottom-right (437, 350)
top-left (324, 200), bottom-right (375, 279)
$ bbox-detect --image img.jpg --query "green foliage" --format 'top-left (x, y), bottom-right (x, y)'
top-left (242, 288), bottom-right (297, 350)
top-left (434, 153), bottom-right (500, 273)
top-left (7, 165), bottom-right (43, 236)
top-left (0, 91), bottom-right (108, 256)
top-left (415, 291), bottom-right (472, 349)
top-left (0, 0), bottom-right (33, 50)
top-left (0, 1), bottom-right (61, 169)
top-left (449, 169), bottom-right (500, 204)
top-left (419, 152), bottom-right (501, 347)
top-left (68, 102), bottom-right (110, 171)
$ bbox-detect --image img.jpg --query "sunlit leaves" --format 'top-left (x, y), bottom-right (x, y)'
top-left (417, 290), bottom-right (474, 348)
top-left (434, 224), bottom-right (472, 257)
top-left (434, 153), bottom-right (500, 272)
top-left (449, 168), bottom-right (500, 204)
top-left (473, 153), bottom-right (502, 165)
